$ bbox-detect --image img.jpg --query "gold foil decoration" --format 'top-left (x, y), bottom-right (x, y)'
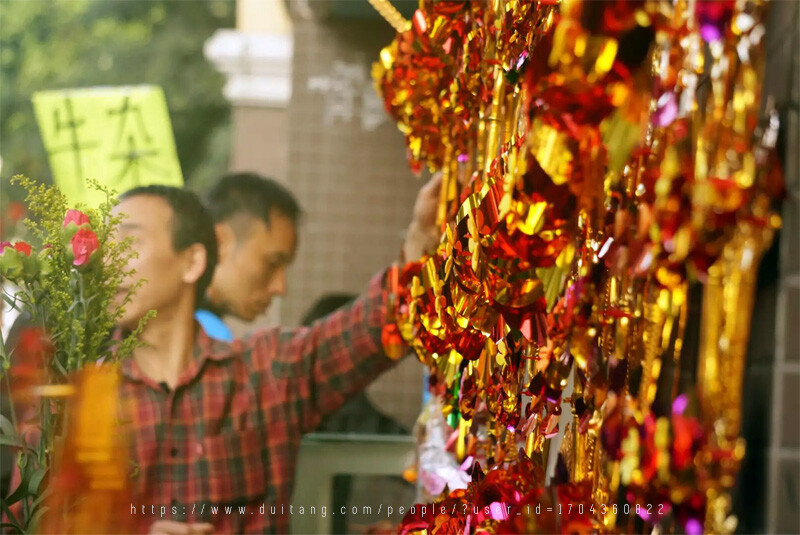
top-left (698, 222), bottom-right (773, 440)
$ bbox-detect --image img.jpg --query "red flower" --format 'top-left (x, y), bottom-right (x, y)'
top-left (71, 228), bottom-right (99, 267)
top-left (13, 241), bottom-right (32, 256)
top-left (7, 202), bottom-right (25, 224)
top-left (63, 209), bottom-right (90, 228)
top-left (10, 327), bottom-right (53, 400)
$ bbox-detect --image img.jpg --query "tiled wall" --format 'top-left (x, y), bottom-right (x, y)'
top-left (284, 16), bottom-right (426, 424)
top-left (765, 1), bottom-right (800, 532)
top-left (231, 107), bottom-right (290, 181)
top-left (284, 17), bottom-right (423, 327)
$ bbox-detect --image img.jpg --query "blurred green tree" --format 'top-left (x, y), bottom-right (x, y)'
top-left (0, 0), bottom-right (233, 196)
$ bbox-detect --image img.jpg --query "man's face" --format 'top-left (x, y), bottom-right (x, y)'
top-left (210, 212), bottom-right (297, 322)
top-left (112, 195), bottom-right (190, 330)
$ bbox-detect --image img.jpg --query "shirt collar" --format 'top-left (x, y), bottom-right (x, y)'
top-left (118, 323), bottom-right (241, 386)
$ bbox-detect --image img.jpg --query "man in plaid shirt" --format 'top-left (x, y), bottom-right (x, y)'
top-left (111, 179), bottom-right (440, 535)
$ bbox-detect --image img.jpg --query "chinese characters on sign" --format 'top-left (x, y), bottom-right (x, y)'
top-left (33, 86), bottom-right (183, 207)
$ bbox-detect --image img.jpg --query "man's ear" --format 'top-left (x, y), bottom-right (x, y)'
top-left (215, 222), bottom-right (235, 263)
top-left (182, 243), bottom-right (208, 286)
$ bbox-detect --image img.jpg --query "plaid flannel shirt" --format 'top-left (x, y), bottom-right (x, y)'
top-left (120, 271), bottom-right (398, 534)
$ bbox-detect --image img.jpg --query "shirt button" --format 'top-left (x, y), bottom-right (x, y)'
top-left (196, 443), bottom-right (204, 456)
top-left (170, 446), bottom-right (179, 457)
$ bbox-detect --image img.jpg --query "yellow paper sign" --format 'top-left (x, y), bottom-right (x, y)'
top-left (33, 85), bottom-right (184, 207)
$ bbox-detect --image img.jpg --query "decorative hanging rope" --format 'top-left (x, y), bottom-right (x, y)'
top-left (367, 0), bottom-right (410, 33)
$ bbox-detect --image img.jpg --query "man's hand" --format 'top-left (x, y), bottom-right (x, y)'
top-left (402, 172), bottom-right (443, 262)
top-left (148, 520), bottom-right (214, 535)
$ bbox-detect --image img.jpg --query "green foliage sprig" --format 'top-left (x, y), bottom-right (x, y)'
top-left (0, 176), bottom-right (153, 533)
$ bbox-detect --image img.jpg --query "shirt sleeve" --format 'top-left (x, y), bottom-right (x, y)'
top-left (248, 269), bottom-right (404, 434)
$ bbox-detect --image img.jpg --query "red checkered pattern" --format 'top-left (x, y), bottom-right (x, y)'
top-left (120, 271), bottom-right (396, 534)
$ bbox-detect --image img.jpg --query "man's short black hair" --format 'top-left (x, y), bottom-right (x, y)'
top-left (119, 185), bottom-right (218, 304)
top-left (204, 173), bottom-right (301, 235)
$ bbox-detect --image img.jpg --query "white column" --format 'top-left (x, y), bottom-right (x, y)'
top-left (203, 25), bottom-right (292, 109)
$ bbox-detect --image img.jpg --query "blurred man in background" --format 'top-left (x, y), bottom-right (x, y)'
top-left (195, 173), bottom-right (300, 341)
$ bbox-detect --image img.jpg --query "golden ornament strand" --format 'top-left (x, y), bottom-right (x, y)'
top-left (367, 0), bottom-right (409, 34)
